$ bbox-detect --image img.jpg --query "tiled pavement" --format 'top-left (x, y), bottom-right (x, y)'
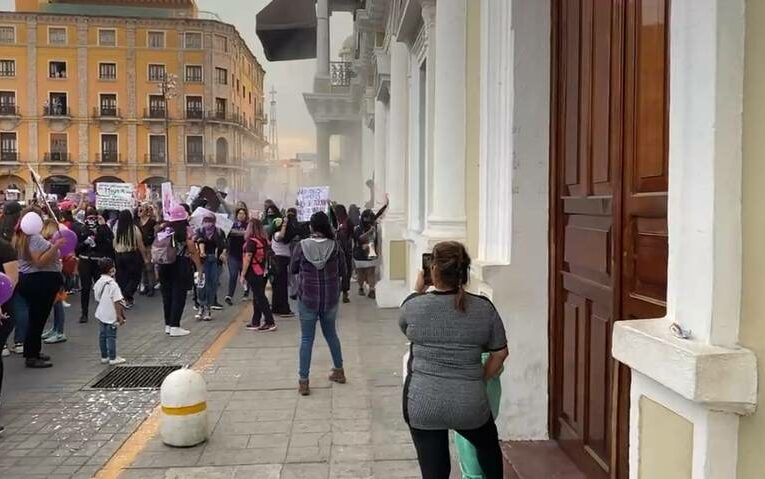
top-left (119, 296), bottom-right (426, 479)
top-left (0, 286), bottom-right (239, 479)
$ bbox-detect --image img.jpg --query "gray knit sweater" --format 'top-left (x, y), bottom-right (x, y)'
top-left (399, 291), bottom-right (507, 431)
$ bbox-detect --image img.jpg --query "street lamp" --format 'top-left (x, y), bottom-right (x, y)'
top-left (158, 72), bottom-right (179, 184)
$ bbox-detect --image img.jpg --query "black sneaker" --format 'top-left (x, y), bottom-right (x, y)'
top-left (358, 288), bottom-right (365, 296)
top-left (211, 303), bottom-right (224, 311)
top-left (79, 315), bottom-right (88, 324)
top-left (224, 296), bottom-right (233, 306)
top-left (342, 292), bottom-right (350, 304)
top-left (25, 358), bottom-right (52, 368)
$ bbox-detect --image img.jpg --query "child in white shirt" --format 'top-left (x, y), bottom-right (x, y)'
top-left (94, 258), bottom-right (127, 365)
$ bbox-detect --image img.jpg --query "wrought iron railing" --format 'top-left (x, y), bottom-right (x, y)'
top-left (330, 62), bottom-right (353, 87)
top-left (0, 104), bottom-right (18, 116)
top-left (44, 152), bottom-right (69, 162)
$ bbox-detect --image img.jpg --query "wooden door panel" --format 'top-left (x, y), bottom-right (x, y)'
top-left (551, 0), bottom-right (669, 478)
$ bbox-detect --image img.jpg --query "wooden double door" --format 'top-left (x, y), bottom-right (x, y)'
top-left (549, 0), bottom-right (669, 477)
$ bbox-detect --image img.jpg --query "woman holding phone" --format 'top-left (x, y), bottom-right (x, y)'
top-left (400, 241), bottom-right (508, 479)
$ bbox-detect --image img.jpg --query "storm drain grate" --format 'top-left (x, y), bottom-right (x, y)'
top-left (91, 365), bottom-right (182, 389)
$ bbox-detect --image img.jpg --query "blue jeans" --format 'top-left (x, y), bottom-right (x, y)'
top-left (99, 322), bottom-right (117, 360)
top-left (227, 255), bottom-right (243, 298)
top-left (199, 256), bottom-right (219, 308)
top-left (10, 291), bottom-right (28, 345)
top-left (51, 301), bottom-right (65, 334)
top-left (298, 302), bottom-right (343, 380)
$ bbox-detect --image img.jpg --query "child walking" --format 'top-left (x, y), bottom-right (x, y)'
top-left (94, 258), bottom-right (126, 365)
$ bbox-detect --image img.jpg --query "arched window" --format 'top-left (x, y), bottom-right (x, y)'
top-left (216, 137), bottom-right (228, 164)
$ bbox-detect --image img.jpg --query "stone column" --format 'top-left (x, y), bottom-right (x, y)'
top-left (372, 98), bottom-right (388, 208)
top-left (315, 0), bottom-right (330, 91)
top-left (424, 0), bottom-right (467, 241)
top-left (377, 38), bottom-right (411, 307)
top-left (316, 121), bottom-right (330, 185)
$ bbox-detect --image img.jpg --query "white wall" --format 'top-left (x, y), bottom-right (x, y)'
top-left (475, 0), bottom-right (550, 440)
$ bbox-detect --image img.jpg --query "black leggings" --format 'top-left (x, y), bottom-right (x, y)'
top-left (0, 313), bottom-right (14, 397)
top-left (19, 272), bottom-right (63, 360)
top-left (159, 260), bottom-right (191, 327)
top-left (271, 255), bottom-right (291, 314)
top-left (409, 419), bottom-right (504, 479)
top-left (78, 258), bottom-right (98, 316)
top-left (116, 250), bottom-right (143, 302)
top-left (246, 272), bottom-right (274, 326)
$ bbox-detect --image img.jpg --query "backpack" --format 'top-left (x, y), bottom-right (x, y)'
top-left (151, 231), bottom-right (177, 265)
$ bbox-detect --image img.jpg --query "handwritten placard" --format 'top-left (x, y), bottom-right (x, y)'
top-left (161, 182), bottom-right (174, 220)
top-left (96, 183), bottom-right (135, 211)
top-left (296, 186), bottom-right (330, 222)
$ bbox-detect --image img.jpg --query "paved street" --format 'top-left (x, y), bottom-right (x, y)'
top-left (0, 285), bottom-right (437, 479)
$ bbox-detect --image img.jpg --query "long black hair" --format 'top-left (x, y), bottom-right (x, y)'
top-left (310, 211), bottom-right (335, 240)
top-left (115, 209), bottom-right (136, 247)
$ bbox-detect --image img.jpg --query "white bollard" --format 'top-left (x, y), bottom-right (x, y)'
top-left (160, 368), bottom-right (209, 447)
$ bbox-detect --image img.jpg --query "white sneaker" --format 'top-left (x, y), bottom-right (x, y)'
top-left (108, 357), bottom-right (126, 365)
top-left (100, 357), bottom-right (109, 364)
top-left (12, 343), bottom-right (23, 354)
top-left (1, 346), bottom-right (9, 357)
top-left (165, 326), bottom-right (171, 335)
top-left (169, 327), bottom-right (190, 337)
top-left (62, 301), bottom-right (71, 308)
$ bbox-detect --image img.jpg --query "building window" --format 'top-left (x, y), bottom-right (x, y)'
top-left (48, 27), bottom-right (67, 45)
top-left (0, 91), bottom-right (16, 115)
top-left (45, 92), bottom-right (68, 116)
top-left (99, 62), bottom-right (117, 80)
top-left (213, 34), bottom-right (227, 52)
top-left (49, 134), bottom-right (67, 162)
top-left (98, 29), bottom-right (116, 47)
top-left (0, 26), bottom-right (14, 44)
top-left (215, 138), bottom-right (228, 164)
top-left (148, 64), bottom-right (165, 82)
top-left (184, 32), bottom-right (202, 49)
top-left (249, 92), bottom-right (252, 104)
top-left (148, 31), bottom-right (165, 49)
top-left (148, 95), bottom-right (165, 118)
top-left (149, 135), bottom-right (166, 163)
top-left (185, 96), bottom-right (203, 119)
top-left (215, 67), bottom-right (228, 85)
top-left (215, 98), bottom-right (226, 119)
top-left (186, 136), bottom-right (203, 164)
top-left (100, 134), bottom-right (118, 163)
top-left (99, 94), bottom-right (117, 117)
top-left (49, 61), bottom-right (67, 78)
top-left (0, 60), bottom-right (14, 77)
top-left (0, 132), bottom-right (17, 162)
top-left (185, 65), bottom-right (202, 83)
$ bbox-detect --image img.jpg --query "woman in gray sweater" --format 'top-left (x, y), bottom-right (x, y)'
top-left (399, 241), bottom-right (508, 479)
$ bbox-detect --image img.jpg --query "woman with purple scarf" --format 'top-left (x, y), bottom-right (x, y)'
top-left (224, 208), bottom-right (249, 305)
top-left (194, 212), bottom-right (227, 321)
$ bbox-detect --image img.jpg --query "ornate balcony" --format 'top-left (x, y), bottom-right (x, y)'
top-left (144, 107), bottom-right (167, 120)
top-left (96, 152), bottom-right (121, 165)
top-left (330, 61), bottom-right (353, 87)
top-left (43, 152), bottom-right (69, 163)
top-left (0, 105), bottom-right (19, 117)
top-left (145, 152), bottom-right (167, 165)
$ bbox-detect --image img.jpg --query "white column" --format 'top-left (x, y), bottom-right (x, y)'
top-left (373, 98), bottom-right (388, 207)
top-left (378, 38), bottom-right (411, 308)
top-left (361, 112), bottom-right (375, 188)
top-left (316, 0), bottom-right (330, 81)
top-left (425, 0), bottom-right (467, 240)
top-left (316, 122), bottom-right (330, 185)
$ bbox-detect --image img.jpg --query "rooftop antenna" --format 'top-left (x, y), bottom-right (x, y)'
top-left (268, 86), bottom-right (279, 163)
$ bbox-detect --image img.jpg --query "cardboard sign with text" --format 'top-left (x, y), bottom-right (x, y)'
top-left (296, 186), bottom-right (330, 222)
top-left (96, 183), bottom-right (135, 211)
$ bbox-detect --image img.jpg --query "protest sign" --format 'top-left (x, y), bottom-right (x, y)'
top-left (96, 183), bottom-right (135, 211)
top-left (215, 213), bottom-right (233, 236)
top-left (186, 186), bottom-right (201, 205)
top-left (161, 182), bottom-right (174, 220)
top-left (296, 186), bottom-right (330, 222)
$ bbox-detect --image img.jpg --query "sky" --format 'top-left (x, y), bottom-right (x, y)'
top-left (0, 0), bottom-right (353, 160)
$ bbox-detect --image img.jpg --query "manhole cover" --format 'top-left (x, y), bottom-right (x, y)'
top-left (91, 365), bottom-right (182, 389)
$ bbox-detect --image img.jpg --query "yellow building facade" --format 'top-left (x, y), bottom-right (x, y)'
top-left (0, 0), bottom-right (266, 199)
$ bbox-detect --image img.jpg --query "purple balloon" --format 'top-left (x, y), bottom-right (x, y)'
top-left (0, 272), bottom-right (13, 305)
top-left (53, 228), bottom-right (78, 257)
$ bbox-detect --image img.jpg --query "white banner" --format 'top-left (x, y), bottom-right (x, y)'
top-left (296, 186), bottom-right (330, 222)
top-left (96, 183), bottom-right (135, 211)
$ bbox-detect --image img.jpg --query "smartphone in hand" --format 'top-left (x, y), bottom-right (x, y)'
top-left (422, 253), bottom-right (433, 285)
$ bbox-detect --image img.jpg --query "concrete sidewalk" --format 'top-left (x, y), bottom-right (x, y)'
top-left (0, 286), bottom-right (240, 479)
top-left (120, 297), bottom-right (422, 479)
